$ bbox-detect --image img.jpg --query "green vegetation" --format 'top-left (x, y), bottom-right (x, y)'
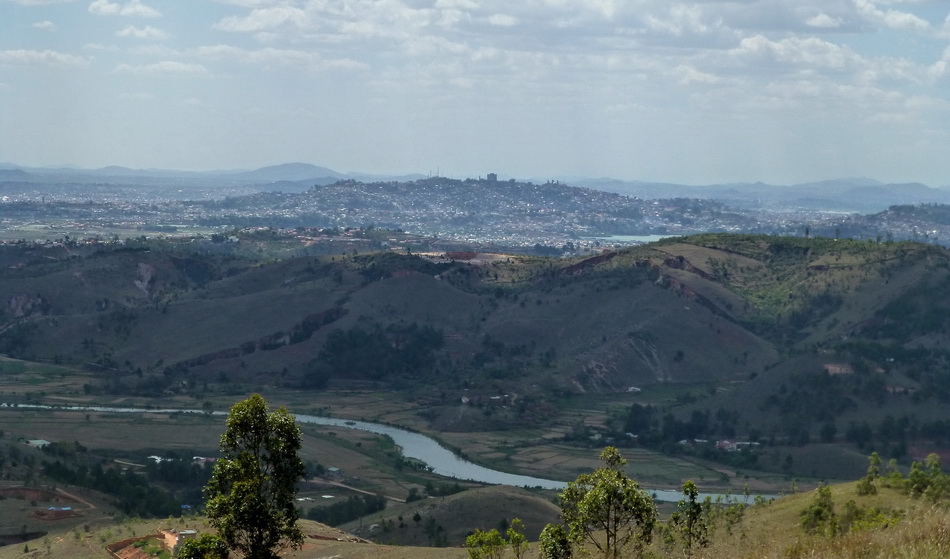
top-left (666, 481), bottom-right (709, 557)
top-left (464, 528), bottom-right (506, 559)
top-left (557, 447), bottom-right (657, 558)
top-left (40, 459), bottom-right (183, 517)
top-left (305, 494), bottom-right (386, 526)
top-left (204, 395), bottom-right (306, 559)
top-left (538, 523), bottom-right (572, 559)
top-left (304, 322), bottom-right (444, 386)
top-left (506, 518), bottom-right (529, 559)
top-left (178, 533), bottom-right (229, 559)
top-left (7, 232), bottom-right (950, 554)
top-left (5, 443), bottom-right (950, 559)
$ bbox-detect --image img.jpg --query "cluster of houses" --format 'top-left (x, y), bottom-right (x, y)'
top-left (675, 438), bottom-right (761, 452)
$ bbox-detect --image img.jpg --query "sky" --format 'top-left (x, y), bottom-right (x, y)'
top-left (3, 0), bottom-right (950, 186)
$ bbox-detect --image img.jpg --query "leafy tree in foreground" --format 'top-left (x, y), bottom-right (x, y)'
top-left (464, 528), bottom-right (506, 559)
top-left (538, 523), bottom-right (572, 559)
top-left (506, 517), bottom-right (529, 559)
top-left (559, 446), bottom-right (657, 559)
top-left (204, 394), bottom-right (306, 559)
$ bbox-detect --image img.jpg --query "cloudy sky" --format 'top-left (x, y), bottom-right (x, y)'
top-left (3, 0), bottom-right (950, 185)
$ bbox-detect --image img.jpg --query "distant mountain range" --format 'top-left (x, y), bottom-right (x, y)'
top-left (2, 162), bottom-right (949, 212)
top-left (567, 177), bottom-right (950, 213)
top-left (0, 162), bottom-right (425, 188)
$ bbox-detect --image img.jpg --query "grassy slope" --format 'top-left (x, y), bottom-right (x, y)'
top-left (5, 481), bottom-right (949, 559)
top-left (338, 485), bottom-right (561, 547)
top-left (693, 483), bottom-right (950, 559)
top-left (6, 234), bottom-right (947, 390)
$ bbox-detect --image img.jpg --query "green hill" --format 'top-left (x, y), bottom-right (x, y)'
top-left (3, 232), bottom-right (950, 483)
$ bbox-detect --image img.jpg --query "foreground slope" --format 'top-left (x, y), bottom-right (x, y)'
top-left (5, 481), bottom-right (950, 559)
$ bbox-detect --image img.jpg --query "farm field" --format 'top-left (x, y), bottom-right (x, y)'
top-left (0, 365), bottom-right (805, 502)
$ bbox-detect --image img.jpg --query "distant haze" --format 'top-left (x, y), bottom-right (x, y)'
top-left (3, 1), bottom-right (950, 186)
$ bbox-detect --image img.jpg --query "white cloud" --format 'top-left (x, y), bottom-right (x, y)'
top-left (0, 49), bottom-right (90, 67)
top-left (401, 35), bottom-right (469, 56)
top-left (112, 60), bottom-right (209, 75)
top-left (854, 0), bottom-right (931, 32)
top-left (927, 45), bottom-right (950, 78)
top-left (6, 0), bottom-right (75, 5)
top-left (7, 0), bottom-right (950, 184)
top-left (435, 0), bottom-right (478, 9)
top-left (209, 0), bottom-right (299, 6)
top-left (731, 35), bottom-right (864, 71)
top-left (192, 44), bottom-right (365, 71)
top-left (116, 25), bottom-right (167, 39)
top-left (212, 6), bottom-right (309, 32)
top-left (806, 13), bottom-right (844, 29)
top-left (83, 42), bottom-right (120, 51)
top-left (645, 4), bottom-right (718, 37)
top-left (488, 14), bottom-right (518, 27)
top-left (32, 20), bottom-right (59, 31)
top-left (671, 64), bottom-right (723, 85)
top-left (88, 0), bottom-right (160, 17)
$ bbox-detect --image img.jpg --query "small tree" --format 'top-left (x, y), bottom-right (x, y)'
top-left (464, 528), bottom-right (505, 559)
top-left (507, 518), bottom-right (529, 559)
top-left (800, 483), bottom-right (837, 536)
top-left (538, 523), bottom-right (572, 559)
top-left (204, 395), bottom-right (306, 559)
top-left (669, 480), bottom-right (709, 557)
top-left (856, 452), bottom-right (881, 496)
top-left (906, 460), bottom-right (930, 496)
top-left (559, 447), bottom-right (657, 559)
top-left (923, 453), bottom-right (950, 501)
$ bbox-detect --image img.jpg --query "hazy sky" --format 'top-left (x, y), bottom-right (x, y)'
top-left (3, 0), bottom-right (950, 185)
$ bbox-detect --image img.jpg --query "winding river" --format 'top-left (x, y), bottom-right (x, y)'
top-left (3, 403), bottom-right (748, 502)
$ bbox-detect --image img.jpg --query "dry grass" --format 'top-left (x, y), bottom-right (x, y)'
top-left (5, 481), bottom-right (950, 559)
top-left (651, 483), bottom-right (950, 559)
top-left (688, 504), bottom-right (950, 559)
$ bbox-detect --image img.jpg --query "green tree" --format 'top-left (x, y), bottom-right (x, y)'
top-left (800, 483), bottom-right (837, 536)
top-left (538, 523), bottom-right (572, 559)
top-left (506, 518), bottom-right (529, 559)
top-left (856, 452), bottom-right (881, 496)
top-left (559, 447), bottom-right (657, 559)
top-left (204, 395), bottom-right (306, 559)
top-left (923, 453), bottom-right (950, 501)
top-left (178, 534), bottom-right (229, 559)
top-left (464, 528), bottom-right (505, 559)
top-left (906, 460), bottom-right (930, 496)
top-left (669, 480), bottom-right (709, 557)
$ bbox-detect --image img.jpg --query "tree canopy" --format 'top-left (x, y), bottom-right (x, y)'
top-left (559, 446), bottom-right (657, 559)
top-left (204, 394), bottom-right (306, 559)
